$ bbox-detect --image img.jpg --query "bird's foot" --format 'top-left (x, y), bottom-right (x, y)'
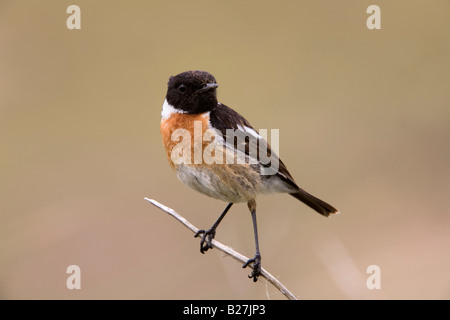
top-left (194, 228), bottom-right (216, 254)
top-left (242, 253), bottom-right (262, 282)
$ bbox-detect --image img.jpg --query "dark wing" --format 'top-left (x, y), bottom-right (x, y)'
top-left (209, 103), bottom-right (252, 134)
top-left (209, 103), bottom-right (299, 191)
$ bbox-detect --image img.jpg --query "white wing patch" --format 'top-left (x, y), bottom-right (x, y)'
top-left (237, 124), bottom-right (262, 139)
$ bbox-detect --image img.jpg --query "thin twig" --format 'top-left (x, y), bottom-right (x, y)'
top-left (144, 197), bottom-right (298, 300)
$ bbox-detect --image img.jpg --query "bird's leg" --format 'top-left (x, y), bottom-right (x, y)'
top-left (242, 199), bottom-right (262, 282)
top-left (194, 203), bottom-right (233, 254)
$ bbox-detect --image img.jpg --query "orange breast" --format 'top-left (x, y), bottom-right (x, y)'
top-left (160, 113), bottom-right (211, 168)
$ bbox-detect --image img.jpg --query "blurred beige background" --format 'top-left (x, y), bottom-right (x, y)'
top-left (1, 0), bottom-right (449, 299)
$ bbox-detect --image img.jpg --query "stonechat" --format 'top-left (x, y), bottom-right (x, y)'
top-left (160, 70), bottom-right (339, 281)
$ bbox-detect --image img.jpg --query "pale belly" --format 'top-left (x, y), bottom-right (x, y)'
top-left (175, 163), bottom-right (261, 203)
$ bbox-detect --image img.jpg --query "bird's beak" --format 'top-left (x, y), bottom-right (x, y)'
top-left (196, 83), bottom-right (218, 93)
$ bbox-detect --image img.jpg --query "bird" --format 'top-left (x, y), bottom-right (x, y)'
top-left (160, 70), bottom-right (339, 281)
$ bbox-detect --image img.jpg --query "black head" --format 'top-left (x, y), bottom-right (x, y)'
top-left (166, 70), bottom-right (219, 114)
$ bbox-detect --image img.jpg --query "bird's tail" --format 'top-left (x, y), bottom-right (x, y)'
top-left (290, 189), bottom-right (339, 217)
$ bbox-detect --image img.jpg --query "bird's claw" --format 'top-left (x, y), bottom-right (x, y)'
top-left (242, 253), bottom-right (262, 282)
top-left (194, 229), bottom-right (216, 254)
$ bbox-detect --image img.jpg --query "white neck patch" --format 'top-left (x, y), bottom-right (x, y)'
top-left (161, 99), bottom-right (186, 120)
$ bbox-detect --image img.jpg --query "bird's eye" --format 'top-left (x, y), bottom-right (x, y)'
top-left (178, 84), bottom-right (187, 93)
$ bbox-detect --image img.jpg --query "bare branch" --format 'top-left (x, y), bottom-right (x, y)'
top-left (144, 197), bottom-right (298, 300)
